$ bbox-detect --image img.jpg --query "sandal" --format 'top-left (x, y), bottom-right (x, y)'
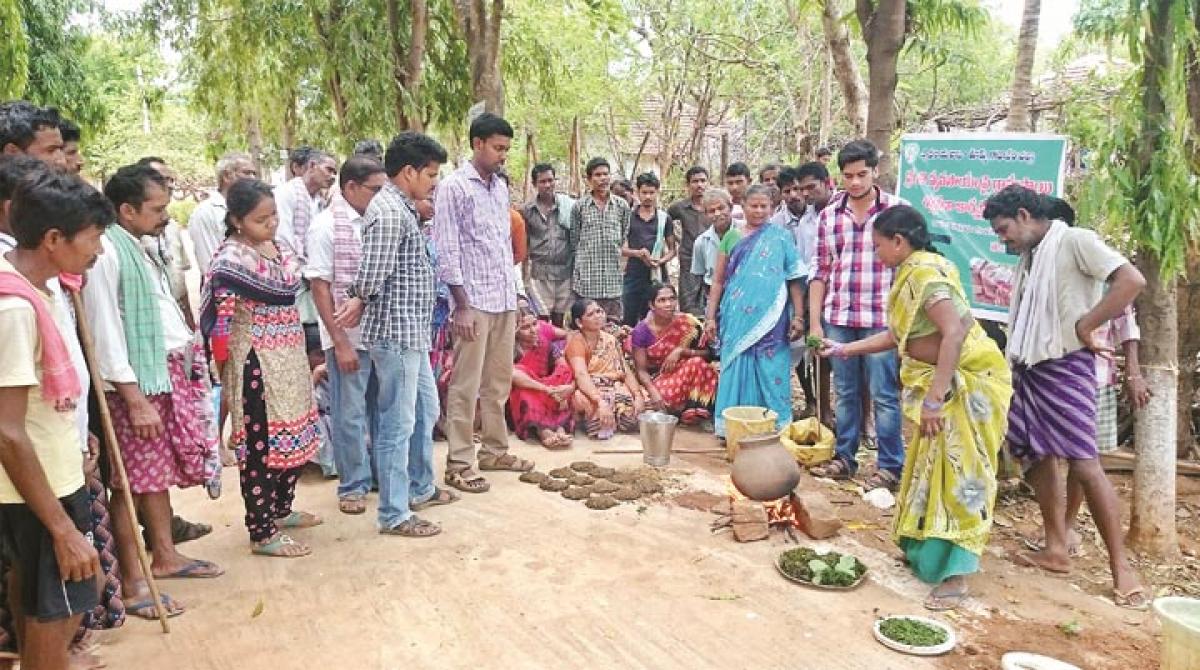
top-left (810, 457), bottom-right (853, 480)
top-left (252, 533), bottom-right (311, 558)
top-left (924, 584), bottom-right (969, 611)
top-left (1112, 587), bottom-right (1150, 611)
top-left (445, 470), bottom-right (491, 493)
top-left (277, 510), bottom-right (323, 529)
top-left (162, 515), bottom-right (211, 546)
top-left (862, 469), bottom-right (899, 492)
top-left (127, 593), bottom-right (185, 620)
top-left (411, 487), bottom-right (461, 511)
top-left (478, 453), bottom-right (535, 472)
top-left (380, 515), bottom-right (442, 538)
top-left (153, 558), bottom-right (224, 579)
top-left (338, 494), bottom-right (367, 515)
top-left (681, 408), bottom-right (710, 425)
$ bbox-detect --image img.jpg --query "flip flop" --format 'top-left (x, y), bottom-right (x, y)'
top-left (411, 487), bottom-right (461, 511)
top-left (1112, 587), bottom-right (1150, 611)
top-left (127, 594), bottom-right (185, 620)
top-left (154, 559), bottom-right (224, 579)
top-left (924, 586), bottom-right (970, 611)
top-left (1022, 535), bottom-right (1082, 558)
top-left (171, 516), bottom-right (213, 544)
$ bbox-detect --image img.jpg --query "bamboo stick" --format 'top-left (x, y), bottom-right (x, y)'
top-left (70, 290), bottom-right (170, 633)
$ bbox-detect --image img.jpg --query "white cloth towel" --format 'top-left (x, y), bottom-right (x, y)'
top-left (1006, 219), bottom-right (1068, 366)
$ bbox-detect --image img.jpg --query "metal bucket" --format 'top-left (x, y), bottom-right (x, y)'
top-left (638, 411), bottom-right (678, 466)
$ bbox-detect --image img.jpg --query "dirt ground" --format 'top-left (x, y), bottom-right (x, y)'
top-left (89, 427), bottom-right (1171, 669)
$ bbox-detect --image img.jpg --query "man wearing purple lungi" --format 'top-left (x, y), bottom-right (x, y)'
top-left (984, 184), bottom-right (1148, 611)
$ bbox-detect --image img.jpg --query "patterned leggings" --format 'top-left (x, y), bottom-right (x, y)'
top-left (239, 351), bottom-right (302, 543)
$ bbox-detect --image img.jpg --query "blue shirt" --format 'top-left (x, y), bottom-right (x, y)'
top-left (690, 226), bottom-right (723, 286)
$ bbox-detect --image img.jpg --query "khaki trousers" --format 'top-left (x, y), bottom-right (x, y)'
top-left (445, 308), bottom-right (517, 475)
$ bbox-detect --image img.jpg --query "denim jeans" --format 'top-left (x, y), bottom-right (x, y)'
top-left (368, 342), bottom-right (439, 529)
top-left (325, 348), bottom-right (380, 499)
top-left (826, 323), bottom-right (905, 475)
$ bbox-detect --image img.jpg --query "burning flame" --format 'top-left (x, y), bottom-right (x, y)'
top-left (726, 477), bottom-right (801, 530)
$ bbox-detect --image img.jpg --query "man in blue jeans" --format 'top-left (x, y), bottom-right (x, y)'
top-left (306, 156), bottom-right (390, 513)
top-left (807, 140), bottom-right (906, 490)
top-left (336, 132), bottom-right (459, 537)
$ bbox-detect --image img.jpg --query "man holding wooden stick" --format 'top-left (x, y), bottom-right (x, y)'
top-left (0, 170), bottom-right (109, 670)
top-left (83, 165), bottom-right (223, 584)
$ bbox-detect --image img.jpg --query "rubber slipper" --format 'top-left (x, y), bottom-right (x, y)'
top-left (154, 559), bottom-right (224, 579)
top-left (127, 594), bottom-right (185, 620)
top-left (1112, 587), bottom-right (1150, 611)
top-left (924, 588), bottom-right (969, 611)
top-left (171, 516), bottom-right (212, 544)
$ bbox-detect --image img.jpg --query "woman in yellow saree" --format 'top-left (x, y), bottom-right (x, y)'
top-left (818, 206), bottom-right (1011, 610)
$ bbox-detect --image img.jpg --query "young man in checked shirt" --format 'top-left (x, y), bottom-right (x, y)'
top-left (807, 140), bottom-right (907, 490)
top-left (336, 132), bottom-right (458, 538)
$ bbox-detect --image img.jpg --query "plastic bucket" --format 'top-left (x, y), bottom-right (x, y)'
top-left (1155, 597), bottom-right (1200, 670)
top-left (722, 406), bottom-right (778, 461)
top-left (638, 411), bottom-right (678, 466)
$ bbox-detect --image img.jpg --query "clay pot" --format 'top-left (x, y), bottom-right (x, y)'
top-left (730, 432), bottom-right (801, 501)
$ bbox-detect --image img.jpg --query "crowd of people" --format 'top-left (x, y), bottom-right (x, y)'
top-left (0, 97), bottom-right (1154, 669)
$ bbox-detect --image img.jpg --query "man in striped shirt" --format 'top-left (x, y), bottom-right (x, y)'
top-left (808, 140), bottom-right (906, 490)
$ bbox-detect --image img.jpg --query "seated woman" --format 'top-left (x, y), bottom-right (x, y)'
top-left (565, 299), bottom-right (645, 439)
top-left (509, 311), bottom-right (576, 449)
top-left (629, 282), bottom-right (718, 424)
top-left (817, 206), bottom-right (1011, 611)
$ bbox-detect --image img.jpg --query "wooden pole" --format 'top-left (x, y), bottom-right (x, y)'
top-left (523, 131), bottom-right (536, 202)
top-left (69, 290), bottom-right (170, 633)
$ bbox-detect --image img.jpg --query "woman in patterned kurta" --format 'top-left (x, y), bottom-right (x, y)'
top-left (819, 206), bottom-right (1011, 611)
top-left (200, 179), bottom-right (321, 558)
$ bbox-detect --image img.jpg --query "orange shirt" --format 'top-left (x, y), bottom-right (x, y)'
top-left (510, 208), bottom-right (528, 264)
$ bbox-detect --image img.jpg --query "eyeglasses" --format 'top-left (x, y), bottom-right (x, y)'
top-left (356, 183), bottom-right (384, 194)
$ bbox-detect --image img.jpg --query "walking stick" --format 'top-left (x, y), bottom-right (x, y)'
top-left (69, 290), bottom-right (171, 633)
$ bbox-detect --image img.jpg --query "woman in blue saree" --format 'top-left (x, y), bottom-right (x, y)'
top-left (703, 184), bottom-right (806, 436)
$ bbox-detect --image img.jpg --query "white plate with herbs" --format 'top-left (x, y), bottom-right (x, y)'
top-left (873, 615), bottom-right (956, 656)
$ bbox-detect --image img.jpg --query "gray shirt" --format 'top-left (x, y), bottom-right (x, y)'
top-left (522, 193), bottom-right (575, 281)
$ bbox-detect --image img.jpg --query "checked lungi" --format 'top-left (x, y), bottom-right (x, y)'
top-left (1007, 349), bottom-right (1099, 462)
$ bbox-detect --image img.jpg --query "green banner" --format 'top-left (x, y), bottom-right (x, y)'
top-left (895, 133), bottom-right (1068, 322)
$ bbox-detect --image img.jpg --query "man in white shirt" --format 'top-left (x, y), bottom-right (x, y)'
top-left (305, 156), bottom-right (388, 515)
top-left (188, 151), bottom-right (258, 275)
top-left (775, 162), bottom-right (833, 421)
top-left (690, 187), bottom-right (733, 309)
top-left (84, 164), bottom-right (223, 585)
top-left (274, 149), bottom-right (337, 258)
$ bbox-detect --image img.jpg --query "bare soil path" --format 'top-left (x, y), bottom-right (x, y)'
top-left (95, 429), bottom-right (1161, 669)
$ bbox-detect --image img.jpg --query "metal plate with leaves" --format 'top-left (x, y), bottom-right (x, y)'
top-left (774, 550), bottom-right (869, 591)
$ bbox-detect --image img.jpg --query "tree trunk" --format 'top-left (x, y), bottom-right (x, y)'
top-left (312, 2), bottom-right (350, 141)
top-left (1007, 0), bottom-right (1041, 132)
top-left (858, 0), bottom-right (906, 188)
top-left (1179, 252), bottom-right (1200, 457)
top-left (819, 46), bottom-right (833, 149)
top-left (452, 0), bottom-right (505, 115)
top-left (1127, 0), bottom-right (1179, 559)
top-left (820, 0), bottom-right (868, 137)
top-left (388, 0), bottom-right (429, 130)
top-left (247, 113), bottom-right (264, 178)
top-left (1129, 254), bottom-right (1181, 557)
